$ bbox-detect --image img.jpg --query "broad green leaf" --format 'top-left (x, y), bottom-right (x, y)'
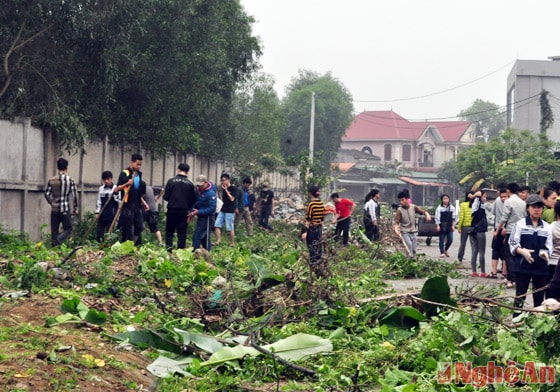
top-left (146, 355), bottom-right (194, 378)
top-left (379, 306), bottom-right (426, 328)
top-left (61, 297), bottom-right (90, 319)
top-left (84, 308), bottom-right (107, 325)
top-left (176, 248), bottom-right (194, 263)
top-left (200, 345), bottom-right (260, 367)
top-left (111, 240), bottom-right (136, 255)
top-left (262, 333), bottom-right (333, 362)
top-left (420, 276), bottom-right (457, 317)
top-left (112, 330), bottom-right (182, 354)
top-left (173, 329), bottom-right (224, 354)
top-left (246, 254), bottom-right (285, 288)
top-left (45, 313), bottom-right (79, 327)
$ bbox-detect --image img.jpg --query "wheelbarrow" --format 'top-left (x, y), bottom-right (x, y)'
top-left (417, 215), bottom-right (437, 246)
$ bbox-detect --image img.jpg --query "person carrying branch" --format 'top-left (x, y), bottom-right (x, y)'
top-left (95, 170), bottom-right (120, 242)
top-left (115, 153), bottom-right (146, 245)
top-left (394, 190), bottom-right (431, 257)
top-left (331, 193), bottom-right (356, 245)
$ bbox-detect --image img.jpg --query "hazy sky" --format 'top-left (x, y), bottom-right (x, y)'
top-left (241, 0), bottom-right (560, 121)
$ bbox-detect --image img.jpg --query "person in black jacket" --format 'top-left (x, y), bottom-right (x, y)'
top-left (163, 163), bottom-right (196, 251)
top-left (115, 154), bottom-right (145, 245)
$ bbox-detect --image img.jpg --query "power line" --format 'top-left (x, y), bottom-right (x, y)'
top-left (354, 94), bottom-right (539, 131)
top-left (353, 60), bottom-right (514, 103)
top-left (353, 93), bottom-right (540, 126)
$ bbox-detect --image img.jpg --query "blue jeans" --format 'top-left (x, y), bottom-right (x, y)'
top-left (193, 215), bottom-right (212, 251)
top-left (438, 230), bottom-right (453, 254)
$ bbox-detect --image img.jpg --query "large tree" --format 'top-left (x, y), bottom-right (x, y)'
top-left (1, 0), bottom-right (261, 154)
top-left (228, 73), bottom-right (284, 173)
top-left (458, 99), bottom-right (505, 140)
top-left (280, 70), bottom-right (354, 175)
top-left (455, 128), bottom-right (560, 190)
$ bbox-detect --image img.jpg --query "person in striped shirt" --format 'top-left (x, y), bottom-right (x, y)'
top-left (305, 185), bottom-right (325, 265)
top-left (44, 158), bottom-right (79, 246)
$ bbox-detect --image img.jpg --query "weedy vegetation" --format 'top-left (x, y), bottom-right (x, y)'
top-left (0, 221), bottom-right (559, 391)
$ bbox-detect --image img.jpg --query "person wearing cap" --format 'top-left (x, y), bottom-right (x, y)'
top-left (163, 163), bottom-right (196, 251)
top-left (509, 194), bottom-right (552, 313)
top-left (191, 174), bottom-right (217, 251)
top-left (257, 182), bottom-right (275, 231)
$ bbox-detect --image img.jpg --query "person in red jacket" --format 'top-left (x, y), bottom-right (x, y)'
top-left (331, 193), bottom-right (356, 245)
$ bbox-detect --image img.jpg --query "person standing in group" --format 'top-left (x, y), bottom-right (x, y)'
top-left (305, 185), bottom-right (325, 265)
top-left (488, 187), bottom-right (507, 279)
top-left (494, 183), bottom-right (527, 288)
top-left (540, 186), bottom-right (557, 224)
top-left (394, 191), bottom-right (431, 257)
top-left (95, 171), bottom-right (119, 242)
top-left (470, 190), bottom-right (488, 277)
top-left (330, 193), bottom-right (356, 245)
top-left (456, 192), bottom-right (473, 262)
top-left (142, 184), bottom-right (164, 247)
top-left (547, 200), bottom-right (560, 298)
top-left (519, 185), bottom-right (531, 202)
top-left (163, 163), bottom-right (196, 251)
top-left (115, 154), bottom-right (146, 245)
top-left (215, 173), bottom-right (237, 246)
top-left (234, 177), bottom-right (254, 237)
top-left (364, 189), bottom-right (381, 241)
top-left (191, 175), bottom-right (217, 251)
top-left (257, 182), bottom-right (275, 231)
top-left (509, 194), bottom-right (551, 313)
top-left (435, 194), bottom-right (456, 258)
top-left (44, 158), bottom-right (79, 246)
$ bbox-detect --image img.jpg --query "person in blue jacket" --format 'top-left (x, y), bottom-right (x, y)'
top-left (191, 174), bottom-right (218, 251)
top-left (509, 194), bottom-right (552, 313)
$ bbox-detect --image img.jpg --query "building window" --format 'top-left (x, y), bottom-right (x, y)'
top-left (384, 144), bottom-right (392, 161)
top-left (361, 146), bottom-right (373, 155)
top-left (402, 145), bottom-right (411, 161)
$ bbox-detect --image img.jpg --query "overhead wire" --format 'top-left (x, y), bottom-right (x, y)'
top-left (353, 93), bottom-right (540, 131)
top-left (353, 60), bottom-right (515, 104)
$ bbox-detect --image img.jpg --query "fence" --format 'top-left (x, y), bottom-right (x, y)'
top-left (0, 118), bottom-right (300, 240)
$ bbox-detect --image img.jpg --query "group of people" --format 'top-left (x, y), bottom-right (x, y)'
top-left (44, 155), bottom-right (276, 252)
top-left (392, 181), bottom-right (560, 312)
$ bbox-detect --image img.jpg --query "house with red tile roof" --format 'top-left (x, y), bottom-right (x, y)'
top-left (340, 110), bottom-right (476, 172)
top-left (332, 111), bottom-right (476, 205)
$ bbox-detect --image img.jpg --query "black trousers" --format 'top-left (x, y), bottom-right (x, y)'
top-left (514, 272), bottom-right (548, 312)
top-left (50, 211), bottom-right (72, 246)
top-left (334, 217), bottom-right (351, 245)
top-left (306, 225), bottom-right (323, 264)
top-left (166, 209), bottom-right (189, 249)
top-left (120, 207), bottom-right (144, 245)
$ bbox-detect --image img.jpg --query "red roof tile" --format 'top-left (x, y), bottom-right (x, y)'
top-left (343, 111), bottom-right (471, 142)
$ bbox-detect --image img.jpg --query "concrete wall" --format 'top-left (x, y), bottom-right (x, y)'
top-left (0, 119), bottom-right (300, 240)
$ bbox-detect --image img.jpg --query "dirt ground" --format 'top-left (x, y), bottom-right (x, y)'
top-left (0, 253), bottom-right (158, 392)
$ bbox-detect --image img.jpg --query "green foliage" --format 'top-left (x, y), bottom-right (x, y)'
top-left (458, 98), bottom-right (505, 140)
top-left (456, 128), bottom-right (560, 189)
top-left (1, 0), bottom-right (261, 154)
top-left (540, 89), bottom-right (555, 133)
top-left (281, 70), bottom-right (354, 173)
top-left (3, 226), bottom-right (560, 391)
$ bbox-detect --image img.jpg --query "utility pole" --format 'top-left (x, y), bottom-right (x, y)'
top-left (308, 92), bottom-right (315, 180)
top-left (309, 92), bottom-right (315, 164)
